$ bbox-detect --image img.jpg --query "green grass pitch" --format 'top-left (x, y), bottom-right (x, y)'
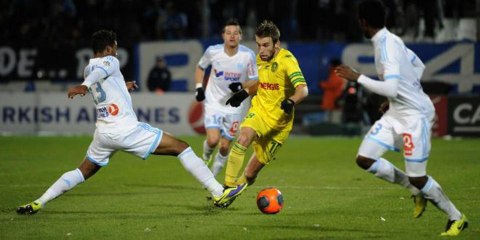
top-left (1, 135), bottom-right (479, 239)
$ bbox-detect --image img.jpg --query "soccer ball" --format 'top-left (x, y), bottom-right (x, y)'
top-left (256, 187), bottom-right (283, 214)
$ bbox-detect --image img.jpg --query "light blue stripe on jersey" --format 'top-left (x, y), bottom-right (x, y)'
top-left (367, 135), bottom-right (400, 152)
top-left (405, 156), bottom-right (428, 162)
top-left (384, 74), bottom-right (401, 80)
top-left (205, 125), bottom-right (221, 129)
top-left (96, 66), bottom-right (109, 76)
top-left (141, 123), bottom-right (163, 159)
top-left (86, 155), bottom-right (108, 166)
top-left (421, 118), bottom-right (429, 158)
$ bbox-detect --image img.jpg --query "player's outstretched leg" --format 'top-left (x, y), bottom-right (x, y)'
top-left (16, 167), bottom-right (87, 215)
top-left (213, 183), bottom-right (248, 208)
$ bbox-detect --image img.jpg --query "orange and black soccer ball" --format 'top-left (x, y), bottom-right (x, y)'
top-left (256, 187), bottom-right (283, 214)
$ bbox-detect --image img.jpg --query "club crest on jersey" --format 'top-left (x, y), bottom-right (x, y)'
top-left (103, 61), bottom-right (110, 67)
top-left (271, 62), bottom-right (278, 72)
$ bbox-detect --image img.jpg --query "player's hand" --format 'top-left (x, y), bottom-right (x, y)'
top-left (67, 85), bottom-right (88, 99)
top-left (126, 81), bottom-right (138, 92)
top-left (379, 100), bottom-right (389, 114)
top-left (280, 98), bottom-right (295, 114)
top-left (226, 89), bottom-right (249, 107)
top-left (335, 65), bottom-right (360, 82)
top-left (228, 82), bottom-right (242, 92)
top-left (195, 87), bottom-right (205, 101)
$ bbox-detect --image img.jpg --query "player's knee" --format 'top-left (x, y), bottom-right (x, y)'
top-left (408, 176), bottom-right (428, 190)
top-left (236, 134), bottom-right (250, 147)
top-left (356, 155), bottom-right (375, 170)
top-left (206, 136), bottom-right (219, 147)
top-left (174, 139), bottom-right (190, 155)
top-left (218, 141), bottom-right (230, 156)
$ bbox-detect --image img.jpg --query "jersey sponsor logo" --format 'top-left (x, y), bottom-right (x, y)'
top-left (108, 103), bottom-right (119, 116)
top-left (96, 107), bottom-right (109, 119)
top-left (402, 133), bottom-right (414, 156)
top-left (224, 71), bottom-right (241, 81)
top-left (259, 82), bottom-right (280, 90)
top-left (213, 69), bottom-right (224, 77)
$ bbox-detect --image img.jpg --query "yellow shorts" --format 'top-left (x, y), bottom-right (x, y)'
top-left (241, 111), bottom-right (290, 164)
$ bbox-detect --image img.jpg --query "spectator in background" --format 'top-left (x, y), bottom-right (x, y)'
top-left (147, 56), bottom-right (172, 93)
top-left (319, 59), bottom-right (345, 122)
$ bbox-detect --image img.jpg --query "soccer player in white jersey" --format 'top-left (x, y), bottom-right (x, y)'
top-left (335, 0), bottom-right (467, 236)
top-left (16, 30), bottom-right (247, 214)
top-left (194, 19), bottom-right (258, 176)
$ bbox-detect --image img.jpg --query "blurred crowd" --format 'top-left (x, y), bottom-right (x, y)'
top-left (0, 0), bottom-right (477, 49)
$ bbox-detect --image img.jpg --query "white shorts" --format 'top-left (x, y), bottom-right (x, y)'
top-left (357, 112), bottom-right (433, 177)
top-left (86, 122), bottom-right (163, 166)
top-left (204, 107), bottom-right (242, 140)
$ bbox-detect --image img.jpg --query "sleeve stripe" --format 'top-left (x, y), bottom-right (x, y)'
top-left (384, 74), bottom-right (401, 80)
top-left (96, 66), bottom-right (109, 77)
top-left (291, 78), bottom-right (306, 85)
top-left (288, 72), bottom-right (303, 79)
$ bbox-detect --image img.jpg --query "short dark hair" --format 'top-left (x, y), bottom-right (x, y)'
top-left (358, 0), bottom-right (386, 28)
top-left (223, 18), bottom-right (242, 34)
top-left (255, 20), bottom-right (280, 43)
top-left (91, 30), bottom-right (117, 54)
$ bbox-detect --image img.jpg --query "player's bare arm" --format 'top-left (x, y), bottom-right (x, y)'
top-left (67, 85), bottom-right (88, 99)
top-left (335, 64), bottom-right (360, 82)
top-left (280, 84), bottom-right (308, 114)
top-left (289, 84), bottom-right (309, 104)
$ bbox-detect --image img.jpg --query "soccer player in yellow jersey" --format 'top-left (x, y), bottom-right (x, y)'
top-left (224, 20), bottom-right (309, 204)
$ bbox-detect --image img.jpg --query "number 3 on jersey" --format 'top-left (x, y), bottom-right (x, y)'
top-left (91, 82), bottom-right (106, 104)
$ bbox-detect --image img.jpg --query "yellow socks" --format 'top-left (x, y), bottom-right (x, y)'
top-left (224, 143), bottom-right (247, 187)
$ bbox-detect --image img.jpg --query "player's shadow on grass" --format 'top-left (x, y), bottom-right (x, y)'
top-left (66, 184), bottom-right (199, 196)
top-left (227, 223), bottom-right (392, 238)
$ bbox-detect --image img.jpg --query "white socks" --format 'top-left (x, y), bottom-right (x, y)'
top-left (203, 140), bottom-right (215, 160)
top-left (367, 158), bottom-right (420, 195)
top-left (211, 153), bottom-right (228, 177)
top-left (421, 176), bottom-right (462, 220)
top-left (178, 147), bottom-right (223, 197)
top-left (36, 168), bottom-right (85, 206)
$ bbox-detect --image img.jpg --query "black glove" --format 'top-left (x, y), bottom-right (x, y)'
top-left (280, 99), bottom-right (295, 114)
top-left (228, 82), bottom-right (242, 92)
top-left (226, 89), bottom-right (249, 107)
top-left (195, 87), bottom-right (205, 101)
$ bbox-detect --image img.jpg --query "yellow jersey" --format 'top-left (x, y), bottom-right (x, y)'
top-left (251, 48), bottom-right (306, 131)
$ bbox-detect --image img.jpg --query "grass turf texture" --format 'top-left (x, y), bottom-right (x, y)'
top-left (0, 136), bottom-right (478, 239)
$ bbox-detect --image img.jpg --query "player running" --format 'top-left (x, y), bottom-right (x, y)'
top-left (222, 20), bottom-right (309, 206)
top-left (335, 0), bottom-right (467, 236)
top-left (16, 30), bottom-right (246, 214)
top-left (194, 19), bottom-right (258, 176)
